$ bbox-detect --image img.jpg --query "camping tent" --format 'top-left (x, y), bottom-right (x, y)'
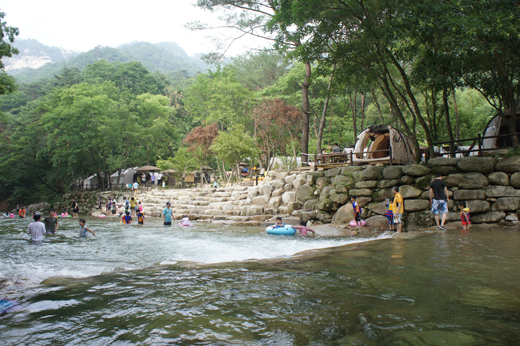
top-left (482, 110), bottom-right (520, 149)
top-left (110, 167), bottom-right (137, 187)
top-left (353, 125), bottom-right (416, 164)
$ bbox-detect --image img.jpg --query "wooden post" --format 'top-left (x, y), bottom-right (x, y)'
top-left (350, 151), bottom-right (353, 166)
top-left (314, 154), bottom-right (317, 171)
top-left (389, 149), bottom-right (393, 166)
top-left (477, 134), bottom-right (482, 157)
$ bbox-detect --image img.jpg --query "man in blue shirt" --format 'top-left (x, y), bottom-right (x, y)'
top-left (162, 201), bottom-right (174, 226)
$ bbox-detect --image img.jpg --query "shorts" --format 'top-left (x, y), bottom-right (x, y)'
top-left (386, 211), bottom-right (394, 225)
top-left (461, 221), bottom-right (470, 226)
top-left (393, 213), bottom-right (402, 224)
top-left (354, 213), bottom-right (361, 222)
top-left (111, 209), bottom-right (116, 214)
top-left (164, 222), bottom-right (172, 226)
top-left (73, 209), bottom-right (79, 213)
top-left (46, 230), bottom-right (55, 235)
top-left (431, 199), bottom-right (448, 215)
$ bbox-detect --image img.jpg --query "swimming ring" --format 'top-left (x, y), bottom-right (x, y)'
top-left (349, 220), bottom-right (366, 227)
top-left (266, 225), bottom-right (297, 235)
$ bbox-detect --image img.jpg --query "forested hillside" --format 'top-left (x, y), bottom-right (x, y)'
top-left (8, 41), bottom-right (207, 83)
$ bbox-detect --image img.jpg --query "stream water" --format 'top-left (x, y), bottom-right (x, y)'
top-left (0, 217), bottom-right (519, 345)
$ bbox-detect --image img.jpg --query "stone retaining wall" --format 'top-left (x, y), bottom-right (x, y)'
top-left (289, 156), bottom-right (520, 230)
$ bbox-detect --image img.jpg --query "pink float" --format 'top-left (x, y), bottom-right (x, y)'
top-left (98, 215), bottom-right (107, 218)
top-left (350, 220), bottom-right (366, 227)
top-left (178, 222), bottom-right (193, 227)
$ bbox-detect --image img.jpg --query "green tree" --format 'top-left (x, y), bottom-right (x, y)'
top-left (0, 11), bottom-right (18, 95)
top-left (157, 147), bottom-right (198, 188)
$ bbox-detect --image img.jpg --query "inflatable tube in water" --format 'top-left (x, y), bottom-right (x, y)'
top-left (0, 299), bottom-right (17, 314)
top-left (350, 220), bottom-right (366, 227)
top-left (266, 225), bottom-right (297, 235)
top-left (178, 222), bottom-right (193, 227)
top-left (98, 215), bottom-right (107, 218)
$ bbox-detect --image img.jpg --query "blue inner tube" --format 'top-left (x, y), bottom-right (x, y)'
top-left (266, 225), bottom-right (296, 236)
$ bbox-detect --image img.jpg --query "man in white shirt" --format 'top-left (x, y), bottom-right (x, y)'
top-left (27, 213), bottom-right (46, 243)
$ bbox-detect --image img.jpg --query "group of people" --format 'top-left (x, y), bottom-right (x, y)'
top-left (380, 173), bottom-right (470, 233)
top-left (27, 209), bottom-right (95, 243)
top-left (135, 172), bottom-right (166, 189)
top-left (271, 217), bottom-right (315, 236)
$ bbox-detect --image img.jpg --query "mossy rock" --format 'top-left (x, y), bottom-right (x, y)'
top-left (415, 174), bottom-right (434, 190)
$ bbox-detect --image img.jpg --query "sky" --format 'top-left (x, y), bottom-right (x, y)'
top-left (0, 0), bottom-right (269, 56)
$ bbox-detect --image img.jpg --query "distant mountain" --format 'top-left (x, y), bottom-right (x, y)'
top-left (5, 40), bottom-right (207, 84)
top-left (4, 39), bottom-right (79, 73)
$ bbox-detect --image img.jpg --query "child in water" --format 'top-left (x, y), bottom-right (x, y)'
top-left (137, 210), bottom-right (145, 225)
top-left (79, 219), bottom-right (96, 237)
top-left (351, 196), bottom-right (361, 226)
top-left (273, 217), bottom-right (285, 228)
top-left (61, 210), bottom-right (68, 217)
top-left (122, 211), bottom-right (132, 224)
top-left (179, 215), bottom-right (192, 226)
top-left (385, 198), bottom-right (394, 231)
top-left (459, 202), bottom-right (471, 230)
top-left (292, 221), bottom-right (316, 236)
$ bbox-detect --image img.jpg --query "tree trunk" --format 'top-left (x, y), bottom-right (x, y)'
top-left (349, 91), bottom-right (357, 137)
top-left (443, 87), bottom-right (456, 157)
top-left (360, 92), bottom-right (366, 130)
top-left (317, 64), bottom-right (336, 154)
top-left (453, 90), bottom-right (461, 142)
top-left (301, 61), bottom-right (311, 164)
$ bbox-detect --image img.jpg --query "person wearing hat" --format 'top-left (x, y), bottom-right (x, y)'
top-left (27, 213), bottom-right (46, 244)
top-left (162, 201), bottom-right (174, 226)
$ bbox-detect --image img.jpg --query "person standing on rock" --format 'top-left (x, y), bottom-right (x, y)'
top-left (430, 173), bottom-right (449, 231)
top-left (392, 186), bottom-right (404, 233)
top-left (162, 201), bottom-right (174, 226)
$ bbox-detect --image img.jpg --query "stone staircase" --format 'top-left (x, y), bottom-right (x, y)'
top-left (136, 186), bottom-right (272, 223)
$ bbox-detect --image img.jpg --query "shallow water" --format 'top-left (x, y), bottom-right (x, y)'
top-left (1, 217), bottom-right (519, 345)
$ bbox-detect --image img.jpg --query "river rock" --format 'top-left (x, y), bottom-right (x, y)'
top-left (495, 156), bottom-right (520, 173)
top-left (491, 197), bottom-right (520, 211)
top-left (316, 177), bottom-right (331, 189)
top-left (297, 185), bottom-right (314, 203)
top-left (488, 172), bottom-right (509, 186)
top-left (399, 185), bottom-right (423, 199)
top-left (307, 171), bottom-right (324, 178)
top-left (415, 174), bottom-right (434, 190)
top-left (349, 188), bottom-right (373, 197)
top-left (367, 202), bottom-right (387, 215)
top-left (317, 200), bottom-right (334, 212)
top-left (402, 164), bottom-right (431, 177)
top-left (360, 166), bottom-right (384, 180)
top-left (332, 175), bottom-right (353, 185)
top-left (454, 189), bottom-right (486, 200)
top-left (333, 185), bottom-right (347, 194)
top-left (427, 157), bottom-right (461, 167)
top-left (486, 186), bottom-right (520, 198)
top-left (272, 188), bottom-right (283, 197)
top-left (300, 211), bottom-right (316, 223)
top-left (404, 199), bottom-right (430, 211)
top-left (319, 186), bottom-right (334, 201)
top-left (457, 157), bottom-right (497, 173)
top-left (261, 185), bottom-right (274, 197)
top-left (293, 178), bottom-right (306, 189)
top-left (445, 173), bottom-right (465, 187)
top-left (431, 166), bottom-right (458, 175)
top-left (288, 201), bottom-right (302, 213)
top-left (472, 211), bottom-right (506, 223)
top-left (304, 199), bottom-right (318, 210)
top-left (373, 188), bottom-right (394, 202)
top-left (306, 174), bottom-right (315, 186)
top-left (366, 215), bottom-right (389, 230)
top-left (510, 173), bottom-right (520, 188)
top-left (378, 179), bottom-right (400, 189)
top-left (316, 211), bottom-right (332, 221)
top-left (466, 200), bottom-right (491, 213)
top-left (458, 173), bottom-right (489, 189)
top-left (331, 204), bottom-right (354, 224)
top-left (329, 193), bottom-right (349, 204)
top-left (278, 206), bottom-right (290, 215)
top-left (324, 168), bottom-right (341, 177)
top-left (284, 174), bottom-right (297, 185)
top-left (357, 197), bottom-right (372, 207)
top-left (273, 180), bottom-right (285, 190)
top-left (282, 191), bottom-right (296, 205)
top-left (284, 184), bottom-right (293, 191)
top-left (400, 175), bottom-right (415, 184)
top-left (340, 166), bottom-right (365, 174)
top-left (355, 181), bottom-right (378, 189)
top-left (406, 211), bottom-right (436, 231)
top-left (269, 196), bottom-right (282, 209)
top-left (382, 166), bottom-right (403, 179)
top-left (240, 205), bottom-right (264, 216)
top-left (421, 190), bottom-right (453, 200)
top-left (276, 172), bottom-right (290, 181)
top-left (248, 188), bottom-right (260, 199)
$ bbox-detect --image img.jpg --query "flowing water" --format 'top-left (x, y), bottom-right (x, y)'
top-left (0, 217), bottom-right (519, 345)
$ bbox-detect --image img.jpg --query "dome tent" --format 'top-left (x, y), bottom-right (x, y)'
top-left (353, 125), bottom-right (416, 165)
top-left (482, 110), bottom-right (520, 149)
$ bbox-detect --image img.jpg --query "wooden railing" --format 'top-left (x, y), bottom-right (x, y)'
top-left (303, 149), bottom-right (393, 170)
top-left (432, 132), bottom-right (520, 157)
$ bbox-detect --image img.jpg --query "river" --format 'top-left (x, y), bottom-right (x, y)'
top-left (0, 217), bottom-right (519, 345)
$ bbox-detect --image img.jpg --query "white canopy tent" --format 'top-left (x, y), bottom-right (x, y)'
top-left (353, 125), bottom-right (416, 164)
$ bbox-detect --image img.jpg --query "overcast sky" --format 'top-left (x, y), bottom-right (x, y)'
top-left (0, 0), bottom-right (268, 56)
